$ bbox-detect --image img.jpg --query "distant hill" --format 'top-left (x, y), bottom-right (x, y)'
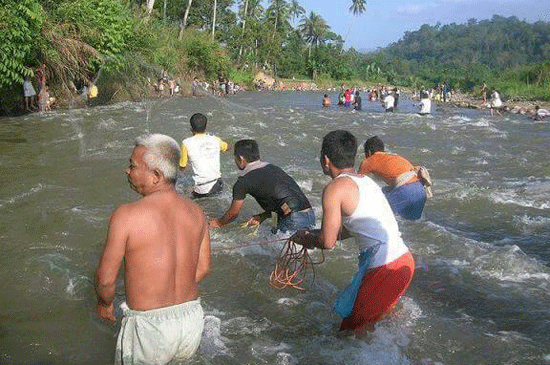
top-left (375, 15), bottom-right (550, 92)
top-left (385, 15), bottom-right (550, 69)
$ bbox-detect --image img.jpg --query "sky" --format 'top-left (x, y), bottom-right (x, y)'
top-left (291, 0), bottom-right (550, 52)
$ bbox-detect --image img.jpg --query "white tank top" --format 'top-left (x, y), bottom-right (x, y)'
top-left (339, 174), bottom-right (409, 269)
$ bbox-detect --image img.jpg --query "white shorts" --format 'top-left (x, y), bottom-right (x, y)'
top-left (115, 299), bottom-right (204, 365)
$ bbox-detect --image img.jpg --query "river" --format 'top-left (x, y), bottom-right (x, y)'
top-left (1, 91), bottom-right (549, 364)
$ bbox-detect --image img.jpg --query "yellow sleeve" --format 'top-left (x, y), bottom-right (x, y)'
top-left (219, 138), bottom-right (228, 152)
top-left (179, 144), bottom-right (188, 167)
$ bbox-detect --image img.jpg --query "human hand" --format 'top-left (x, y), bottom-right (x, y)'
top-left (209, 219), bottom-right (221, 228)
top-left (290, 230), bottom-right (316, 249)
top-left (96, 302), bottom-right (116, 322)
top-left (245, 215), bottom-right (262, 227)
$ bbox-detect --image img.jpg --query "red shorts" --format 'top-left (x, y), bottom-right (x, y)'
top-left (340, 251), bottom-right (415, 331)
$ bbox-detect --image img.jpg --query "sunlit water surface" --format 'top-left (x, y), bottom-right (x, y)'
top-left (1, 91), bottom-right (549, 364)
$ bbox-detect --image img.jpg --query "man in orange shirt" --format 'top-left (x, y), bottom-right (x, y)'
top-left (358, 136), bottom-right (426, 220)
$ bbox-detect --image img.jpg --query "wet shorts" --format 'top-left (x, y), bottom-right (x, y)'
top-left (340, 252), bottom-right (414, 331)
top-left (384, 181), bottom-right (426, 221)
top-left (115, 299), bottom-right (204, 365)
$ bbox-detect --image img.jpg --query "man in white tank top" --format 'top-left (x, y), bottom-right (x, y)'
top-left (292, 130), bottom-right (415, 334)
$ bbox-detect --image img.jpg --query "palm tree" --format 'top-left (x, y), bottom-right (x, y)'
top-left (300, 11), bottom-right (329, 57)
top-left (288, 0), bottom-right (305, 27)
top-left (299, 11), bottom-right (329, 78)
top-left (266, 0), bottom-right (289, 35)
top-left (349, 0), bottom-right (366, 15)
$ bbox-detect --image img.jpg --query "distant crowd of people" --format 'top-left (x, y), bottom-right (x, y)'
top-left (22, 63), bottom-right (99, 112)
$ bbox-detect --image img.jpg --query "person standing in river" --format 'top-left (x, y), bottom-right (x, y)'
top-left (95, 134), bottom-right (211, 364)
top-left (180, 113), bottom-right (229, 198)
top-left (358, 136), bottom-right (427, 221)
top-left (291, 130), bottom-right (414, 334)
top-left (209, 139), bottom-right (315, 233)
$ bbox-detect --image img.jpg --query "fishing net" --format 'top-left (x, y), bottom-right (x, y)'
top-left (269, 237), bottom-right (324, 291)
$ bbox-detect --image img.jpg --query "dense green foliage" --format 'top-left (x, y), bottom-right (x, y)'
top-left (1, 0), bottom-right (549, 115)
top-left (383, 15), bottom-right (550, 97)
top-left (0, 0), bottom-right (44, 86)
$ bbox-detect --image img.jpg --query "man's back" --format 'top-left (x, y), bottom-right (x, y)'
top-left (121, 190), bottom-right (208, 311)
top-left (182, 134), bottom-right (226, 184)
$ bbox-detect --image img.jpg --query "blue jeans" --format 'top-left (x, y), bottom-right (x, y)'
top-left (384, 181), bottom-right (426, 220)
top-left (274, 209), bottom-right (315, 234)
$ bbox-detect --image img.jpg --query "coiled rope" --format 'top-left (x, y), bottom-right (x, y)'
top-left (269, 237), bottom-right (324, 291)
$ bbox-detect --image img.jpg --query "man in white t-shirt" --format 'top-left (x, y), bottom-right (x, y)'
top-left (180, 113), bottom-right (229, 198)
top-left (383, 92), bottom-right (395, 112)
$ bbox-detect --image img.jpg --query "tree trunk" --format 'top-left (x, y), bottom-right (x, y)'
top-left (238, 0), bottom-right (249, 60)
top-left (179, 0), bottom-right (193, 40)
top-left (211, 0), bottom-right (217, 41)
top-left (145, 0), bottom-right (155, 20)
top-left (163, 0), bottom-right (167, 22)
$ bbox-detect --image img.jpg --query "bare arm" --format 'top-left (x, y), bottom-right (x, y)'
top-left (95, 206), bottom-right (128, 321)
top-left (195, 223), bottom-right (211, 282)
top-left (209, 198), bottom-right (245, 228)
top-left (291, 182), bottom-right (343, 249)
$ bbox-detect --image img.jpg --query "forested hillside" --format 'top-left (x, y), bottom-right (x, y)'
top-left (1, 0), bottom-right (549, 115)
top-left (382, 15), bottom-right (550, 96)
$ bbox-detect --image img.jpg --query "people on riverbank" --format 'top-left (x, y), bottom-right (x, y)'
top-left (87, 80), bottom-right (99, 107)
top-left (209, 139), bottom-right (315, 233)
top-left (290, 130), bottom-right (414, 335)
top-left (38, 86), bottom-right (51, 112)
top-left (95, 134), bottom-right (210, 364)
top-left (359, 136), bottom-right (427, 221)
top-left (489, 89), bottom-right (504, 116)
top-left (180, 113), bottom-right (229, 198)
top-left (23, 76), bottom-right (37, 111)
top-left (533, 105), bottom-right (550, 121)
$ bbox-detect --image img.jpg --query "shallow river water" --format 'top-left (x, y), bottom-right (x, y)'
top-left (1, 91), bottom-right (549, 365)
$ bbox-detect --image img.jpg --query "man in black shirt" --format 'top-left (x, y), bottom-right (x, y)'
top-left (209, 139), bottom-right (315, 233)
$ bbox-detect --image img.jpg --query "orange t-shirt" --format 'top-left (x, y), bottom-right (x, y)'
top-left (358, 152), bottom-right (418, 186)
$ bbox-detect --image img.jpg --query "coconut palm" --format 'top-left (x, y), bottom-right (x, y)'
top-left (300, 11), bottom-right (329, 57)
top-left (288, 0), bottom-right (305, 27)
top-left (349, 0), bottom-right (366, 15)
top-left (266, 0), bottom-right (289, 34)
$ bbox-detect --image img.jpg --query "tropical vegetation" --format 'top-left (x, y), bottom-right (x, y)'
top-left (1, 0), bottom-right (549, 115)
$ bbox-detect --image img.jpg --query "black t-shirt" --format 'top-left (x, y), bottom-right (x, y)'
top-left (233, 163), bottom-right (311, 216)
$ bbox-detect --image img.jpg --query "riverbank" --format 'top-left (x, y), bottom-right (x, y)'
top-left (9, 73), bottom-right (550, 121)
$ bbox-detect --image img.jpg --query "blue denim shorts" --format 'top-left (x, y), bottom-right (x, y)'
top-left (274, 208), bottom-right (315, 234)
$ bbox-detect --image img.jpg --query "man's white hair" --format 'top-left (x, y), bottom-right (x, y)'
top-left (135, 134), bottom-right (180, 183)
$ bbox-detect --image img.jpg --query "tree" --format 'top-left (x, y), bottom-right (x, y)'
top-left (145, 0), bottom-right (156, 20)
top-left (179, 0), bottom-right (193, 40)
top-left (212, 0), bottom-right (217, 41)
top-left (349, 0), bottom-right (366, 15)
top-left (288, 0), bottom-right (305, 27)
top-left (299, 12), bottom-right (329, 78)
top-left (0, 0), bottom-right (44, 86)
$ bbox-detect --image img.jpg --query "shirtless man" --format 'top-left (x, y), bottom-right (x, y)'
top-left (291, 130), bottom-right (414, 334)
top-left (95, 134), bottom-right (211, 365)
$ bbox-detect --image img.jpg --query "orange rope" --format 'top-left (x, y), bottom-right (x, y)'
top-left (269, 237), bottom-right (324, 291)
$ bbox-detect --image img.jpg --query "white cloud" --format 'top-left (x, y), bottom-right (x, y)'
top-left (396, 4), bottom-right (424, 14)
